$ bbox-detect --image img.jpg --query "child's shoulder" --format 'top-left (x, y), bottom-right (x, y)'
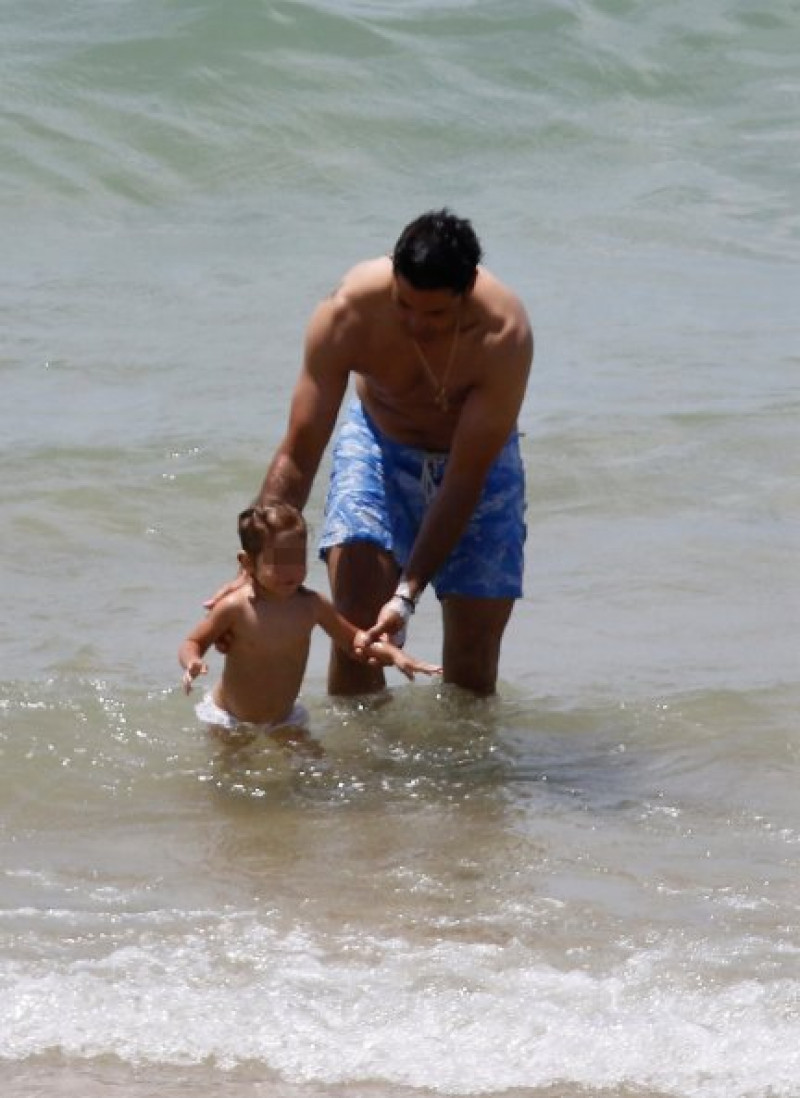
top-left (295, 584), bottom-right (326, 613)
top-left (212, 583), bottom-right (253, 617)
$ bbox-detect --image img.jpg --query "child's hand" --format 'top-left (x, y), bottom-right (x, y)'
top-left (353, 629), bottom-right (386, 665)
top-left (354, 625), bottom-right (406, 657)
top-left (392, 650), bottom-right (443, 681)
top-left (357, 638), bottom-right (441, 681)
top-left (182, 659), bottom-right (208, 693)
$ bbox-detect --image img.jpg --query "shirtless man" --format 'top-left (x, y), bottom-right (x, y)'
top-left (224, 209), bottom-right (533, 695)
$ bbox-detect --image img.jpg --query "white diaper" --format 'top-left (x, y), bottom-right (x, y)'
top-left (195, 692), bottom-right (309, 734)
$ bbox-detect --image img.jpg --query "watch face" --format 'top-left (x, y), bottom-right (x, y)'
top-left (396, 581), bottom-right (414, 602)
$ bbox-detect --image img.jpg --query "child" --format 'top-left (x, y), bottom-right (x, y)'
top-left (179, 502), bottom-right (441, 745)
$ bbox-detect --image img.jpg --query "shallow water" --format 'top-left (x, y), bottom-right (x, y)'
top-left (2, 1), bottom-right (798, 1095)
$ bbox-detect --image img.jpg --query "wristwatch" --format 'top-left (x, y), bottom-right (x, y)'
top-left (394, 580), bottom-right (417, 613)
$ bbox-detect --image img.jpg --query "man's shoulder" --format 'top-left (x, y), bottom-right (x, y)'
top-left (342, 255), bottom-right (392, 289)
top-left (311, 257), bottom-right (392, 346)
top-left (474, 269), bottom-right (532, 359)
top-left (477, 268), bottom-right (530, 323)
top-left (332, 256), bottom-right (392, 313)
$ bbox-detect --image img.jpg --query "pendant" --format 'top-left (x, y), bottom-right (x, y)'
top-left (410, 308), bottom-right (460, 415)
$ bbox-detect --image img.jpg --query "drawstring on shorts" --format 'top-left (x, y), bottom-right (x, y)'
top-left (421, 453), bottom-right (446, 503)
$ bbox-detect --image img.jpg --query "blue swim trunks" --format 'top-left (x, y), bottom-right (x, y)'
top-left (319, 401), bottom-right (526, 599)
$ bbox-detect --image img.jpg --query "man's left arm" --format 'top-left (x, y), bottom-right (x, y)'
top-left (362, 324), bottom-right (532, 641)
top-left (404, 357), bottom-right (529, 593)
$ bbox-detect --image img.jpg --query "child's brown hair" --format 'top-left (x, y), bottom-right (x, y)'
top-left (237, 502), bottom-right (306, 558)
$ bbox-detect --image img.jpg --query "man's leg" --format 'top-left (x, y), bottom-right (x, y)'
top-left (326, 541), bottom-right (399, 695)
top-left (441, 596), bottom-right (515, 695)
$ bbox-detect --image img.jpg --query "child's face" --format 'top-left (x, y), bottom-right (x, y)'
top-left (246, 529), bottom-right (308, 597)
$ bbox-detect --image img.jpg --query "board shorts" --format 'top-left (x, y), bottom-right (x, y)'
top-left (318, 400), bottom-right (526, 599)
top-left (195, 693), bottom-right (309, 735)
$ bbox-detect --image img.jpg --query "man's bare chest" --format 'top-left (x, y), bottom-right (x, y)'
top-left (355, 334), bottom-right (478, 412)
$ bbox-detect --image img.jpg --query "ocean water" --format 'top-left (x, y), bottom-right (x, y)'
top-left (1, 1), bottom-right (798, 1096)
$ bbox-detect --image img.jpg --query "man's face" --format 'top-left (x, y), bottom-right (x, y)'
top-left (392, 275), bottom-right (461, 343)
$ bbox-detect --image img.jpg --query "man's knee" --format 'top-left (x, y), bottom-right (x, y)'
top-left (443, 658), bottom-right (499, 696)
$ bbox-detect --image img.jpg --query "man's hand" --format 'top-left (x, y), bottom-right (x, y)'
top-left (359, 595), bottom-right (412, 648)
top-left (353, 628), bottom-right (400, 665)
top-left (203, 570), bottom-right (246, 612)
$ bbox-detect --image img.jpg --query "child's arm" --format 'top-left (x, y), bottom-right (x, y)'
top-left (313, 593), bottom-right (442, 681)
top-left (356, 633), bottom-right (442, 680)
top-left (178, 601), bottom-right (238, 693)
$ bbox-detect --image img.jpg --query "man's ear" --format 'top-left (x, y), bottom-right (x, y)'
top-left (237, 550), bottom-right (254, 575)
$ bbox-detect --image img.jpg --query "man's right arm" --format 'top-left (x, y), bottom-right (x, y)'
top-left (205, 292), bottom-right (354, 615)
top-left (257, 295), bottom-right (353, 509)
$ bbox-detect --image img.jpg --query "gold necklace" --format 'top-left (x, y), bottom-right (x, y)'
top-left (410, 309), bottom-right (461, 413)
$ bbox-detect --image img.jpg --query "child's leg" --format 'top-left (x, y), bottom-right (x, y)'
top-left (268, 703), bottom-right (323, 757)
top-left (269, 724), bottom-right (324, 758)
top-left (207, 723), bottom-right (257, 748)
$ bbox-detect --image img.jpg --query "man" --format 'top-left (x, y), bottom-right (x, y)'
top-left (247, 209), bottom-right (532, 695)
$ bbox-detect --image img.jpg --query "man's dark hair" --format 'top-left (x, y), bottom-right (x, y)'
top-left (392, 209), bottom-right (483, 294)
